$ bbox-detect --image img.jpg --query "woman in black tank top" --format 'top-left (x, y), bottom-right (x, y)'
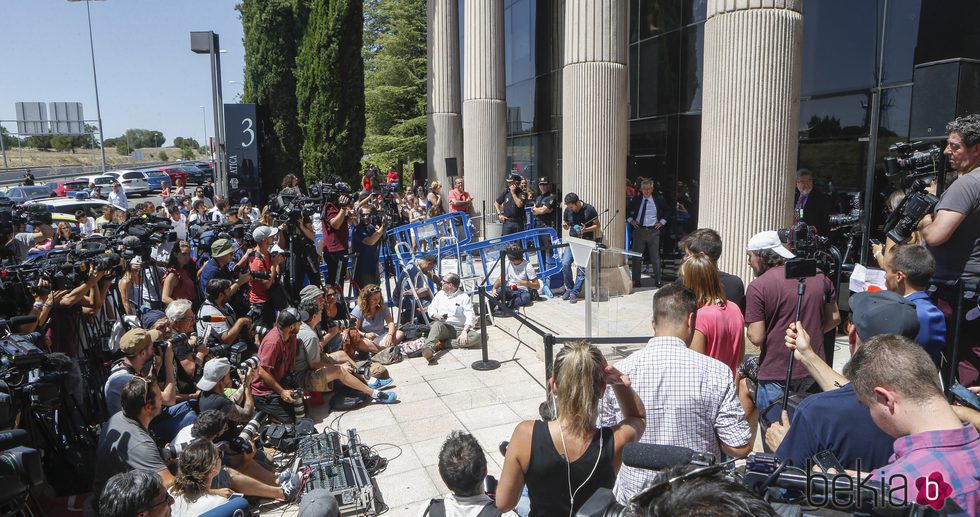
top-left (495, 342), bottom-right (646, 516)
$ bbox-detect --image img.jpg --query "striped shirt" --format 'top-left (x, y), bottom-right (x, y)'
top-left (598, 336), bottom-right (751, 504)
top-left (876, 424), bottom-right (979, 515)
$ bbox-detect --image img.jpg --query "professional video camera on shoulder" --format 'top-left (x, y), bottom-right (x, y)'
top-left (882, 142), bottom-right (945, 244)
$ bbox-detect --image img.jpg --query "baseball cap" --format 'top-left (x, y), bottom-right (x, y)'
top-left (299, 284), bottom-right (325, 302)
top-left (277, 307), bottom-right (309, 328)
top-left (211, 238), bottom-right (234, 258)
top-left (746, 231), bottom-right (795, 259)
top-left (538, 177), bottom-right (550, 184)
top-left (141, 310), bottom-right (167, 329)
top-left (197, 357), bottom-right (233, 391)
top-left (850, 290), bottom-right (920, 341)
top-left (507, 172), bottom-right (522, 182)
top-left (252, 225), bottom-right (279, 242)
top-left (240, 197), bottom-right (250, 205)
top-left (120, 328), bottom-right (161, 356)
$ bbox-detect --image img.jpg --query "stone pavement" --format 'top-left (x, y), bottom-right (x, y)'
top-left (260, 285), bottom-right (852, 516)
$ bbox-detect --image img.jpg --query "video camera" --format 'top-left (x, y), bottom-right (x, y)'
top-left (882, 142), bottom-right (944, 245)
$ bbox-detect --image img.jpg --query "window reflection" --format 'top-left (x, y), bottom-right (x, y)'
top-left (638, 32), bottom-right (680, 117)
top-left (639, 0), bottom-right (681, 40)
top-left (799, 94), bottom-right (872, 139)
top-left (801, 0), bottom-right (878, 96)
top-left (881, 0), bottom-right (921, 86)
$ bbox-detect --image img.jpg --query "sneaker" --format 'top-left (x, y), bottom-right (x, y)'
top-left (561, 290), bottom-right (571, 300)
top-left (569, 293), bottom-right (578, 304)
top-left (280, 472), bottom-right (302, 503)
top-left (368, 377), bottom-right (393, 390)
top-left (375, 391), bottom-right (398, 404)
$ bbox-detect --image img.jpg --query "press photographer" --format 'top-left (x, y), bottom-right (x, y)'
top-left (917, 114), bottom-right (980, 285)
top-left (350, 205), bottom-right (386, 290)
top-left (248, 225), bottom-right (286, 328)
top-left (321, 184), bottom-right (355, 292)
top-left (198, 278), bottom-right (253, 350)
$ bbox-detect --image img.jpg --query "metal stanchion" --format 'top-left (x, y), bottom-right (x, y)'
top-left (472, 286), bottom-right (500, 371)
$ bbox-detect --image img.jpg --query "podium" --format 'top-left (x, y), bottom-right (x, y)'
top-left (565, 237), bottom-right (641, 337)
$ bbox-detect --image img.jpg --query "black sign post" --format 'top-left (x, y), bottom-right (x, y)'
top-left (223, 103), bottom-right (261, 204)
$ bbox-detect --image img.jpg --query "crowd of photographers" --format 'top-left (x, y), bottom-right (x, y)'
top-left (5, 115), bottom-right (980, 516)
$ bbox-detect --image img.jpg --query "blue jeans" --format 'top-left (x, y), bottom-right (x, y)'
top-left (561, 247), bottom-right (586, 295)
top-left (150, 401), bottom-right (197, 445)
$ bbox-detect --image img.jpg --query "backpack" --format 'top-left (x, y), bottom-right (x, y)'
top-left (373, 343), bottom-right (403, 365)
top-left (330, 384), bottom-right (370, 411)
top-left (424, 499), bottom-right (501, 517)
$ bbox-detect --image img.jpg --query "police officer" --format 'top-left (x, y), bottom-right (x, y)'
top-left (495, 171), bottom-right (527, 236)
top-left (532, 177), bottom-right (558, 231)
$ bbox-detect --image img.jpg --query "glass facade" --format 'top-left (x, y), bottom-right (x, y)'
top-left (492, 0), bottom-right (980, 236)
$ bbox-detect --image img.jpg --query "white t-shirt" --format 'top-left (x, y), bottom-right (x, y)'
top-left (414, 493), bottom-right (498, 517)
top-left (168, 491), bottom-right (228, 517)
top-left (505, 261), bottom-right (537, 291)
top-left (169, 213), bottom-right (188, 241)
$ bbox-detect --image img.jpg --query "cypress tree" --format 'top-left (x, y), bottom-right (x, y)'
top-left (296, 0), bottom-right (366, 184)
top-left (239, 0), bottom-right (304, 199)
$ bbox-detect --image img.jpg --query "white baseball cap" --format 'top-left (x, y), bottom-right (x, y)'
top-left (746, 231), bottom-right (795, 259)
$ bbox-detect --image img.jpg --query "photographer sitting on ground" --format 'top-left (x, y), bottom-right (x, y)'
top-left (170, 410), bottom-right (299, 504)
top-left (352, 284), bottom-right (404, 353)
top-left (421, 272), bottom-right (480, 364)
top-left (169, 439), bottom-right (249, 517)
top-left (198, 278), bottom-right (252, 348)
top-left (93, 377), bottom-right (175, 505)
top-left (419, 432), bottom-right (500, 517)
top-left (99, 470), bottom-right (173, 517)
top-left (295, 298), bottom-right (396, 403)
top-left (249, 308), bottom-right (304, 424)
top-left (165, 299), bottom-right (208, 401)
top-left (489, 247), bottom-right (539, 312)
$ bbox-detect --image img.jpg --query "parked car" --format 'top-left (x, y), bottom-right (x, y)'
top-left (139, 168), bottom-right (171, 192)
top-left (78, 174), bottom-right (117, 191)
top-left (47, 179), bottom-right (90, 197)
top-left (159, 166), bottom-right (189, 187)
top-left (24, 196), bottom-right (112, 218)
top-left (162, 165), bottom-right (206, 185)
top-left (190, 161), bottom-right (214, 183)
top-left (4, 186), bottom-right (58, 205)
top-left (104, 169), bottom-right (150, 197)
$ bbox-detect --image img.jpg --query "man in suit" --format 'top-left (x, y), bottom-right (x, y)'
top-left (627, 179), bottom-right (670, 287)
top-left (794, 169), bottom-right (832, 236)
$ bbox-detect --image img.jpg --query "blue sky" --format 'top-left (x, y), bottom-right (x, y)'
top-left (0, 0), bottom-right (246, 146)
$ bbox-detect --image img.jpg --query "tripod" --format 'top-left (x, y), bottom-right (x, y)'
top-left (781, 274), bottom-right (809, 413)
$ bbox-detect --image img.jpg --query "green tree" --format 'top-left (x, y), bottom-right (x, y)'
top-left (180, 147), bottom-right (196, 160)
top-left (27, 135), bottom-right (52, 151)
top-left (173, 137), bottom-right (185, 148)
top-left (116, 141), bottom-right (133, 156)
top-left (296, 0), bottom-right (366, 184)
top-left (158, 151), bottom-right (169, 161)
top-left (363, 0), bottom-right (426, 168)
top-left (240, 0), bottom-right (305, 199)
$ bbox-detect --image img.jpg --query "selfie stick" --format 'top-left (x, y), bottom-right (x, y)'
top-left (781, 277), bottom-right (806, 412)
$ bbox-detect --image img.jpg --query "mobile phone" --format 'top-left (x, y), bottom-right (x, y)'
top-left (869, 238), bottom-right (882, 246)
top-left (951, 383), bottom-right (980, 411)
top-left (812, 449), bottom-right (845, 473)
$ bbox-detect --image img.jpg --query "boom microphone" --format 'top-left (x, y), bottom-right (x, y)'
top-left (622, 443), bottom-right (715, 470)
top-left (0, 315), bottom-right (37, 328)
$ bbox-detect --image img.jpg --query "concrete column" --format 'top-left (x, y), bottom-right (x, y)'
top-left (463, 0), bottom-right (507, 232)
top-left (427, 0), bottom-right (462, 213)
top-left (698, 0), bottom-right (803, 283)
top-left (562, 0), bottom-right (631, 292)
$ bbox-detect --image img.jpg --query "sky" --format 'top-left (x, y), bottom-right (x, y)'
top-left (0, 0), bottom-right (246, 147)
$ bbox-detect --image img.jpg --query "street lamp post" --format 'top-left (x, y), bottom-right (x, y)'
top-left (191, 31), bottom-right (227, 198)
top-left (199, 105), bottom-right (210, 162)
top-left (68, 0), bottom-right (107, 173)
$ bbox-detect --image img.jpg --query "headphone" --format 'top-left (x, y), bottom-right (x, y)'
top-left (553, 376), bottom-right (604, 517)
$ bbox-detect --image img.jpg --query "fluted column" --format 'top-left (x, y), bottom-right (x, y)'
top-left (463, 0), bottom-right (506, 229)
top-left (699, 0), bottom-right (803, 283)
top-left (427, 0), bottom-right (462, 212)
top-left (562, 0), bottom-right (629, 265)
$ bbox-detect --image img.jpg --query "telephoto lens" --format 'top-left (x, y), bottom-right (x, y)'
top-left (240, 355), bottom-right (259, 370)
top-left (292, 389), bottom-right (306, 419)
top-left (231, 411), bottom-right (267, 454)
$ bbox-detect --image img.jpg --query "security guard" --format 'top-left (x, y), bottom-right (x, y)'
top-left (495, 171), bottom-right (528, 236)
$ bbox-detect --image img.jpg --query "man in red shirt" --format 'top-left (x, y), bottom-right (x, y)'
top-left (448, 177), bottom-right (472, 213)
top-left (251, 307), bottom-right (304, 423)
top-left (249, 225), bottom-right (285, 328)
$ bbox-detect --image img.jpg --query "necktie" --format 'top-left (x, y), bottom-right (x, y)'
top-left (639, 199), bottom-right (648, 227)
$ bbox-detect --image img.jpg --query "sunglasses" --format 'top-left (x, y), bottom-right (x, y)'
top-left (136, 376), bottom-right (154, 407)
top-left (139, 491), bottom-right (174, 513)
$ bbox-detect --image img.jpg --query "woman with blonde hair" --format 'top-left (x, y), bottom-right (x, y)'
top-left (427, 181), bottom-right (444, 217)
top-left (496, 341), bottom-right (645, 516)
top-left (351, 284), bottom-right (404, 353)
top-left (169, 440), bottom-right (234, 516)
top-left (680, 253), bottom-right (744, 375)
